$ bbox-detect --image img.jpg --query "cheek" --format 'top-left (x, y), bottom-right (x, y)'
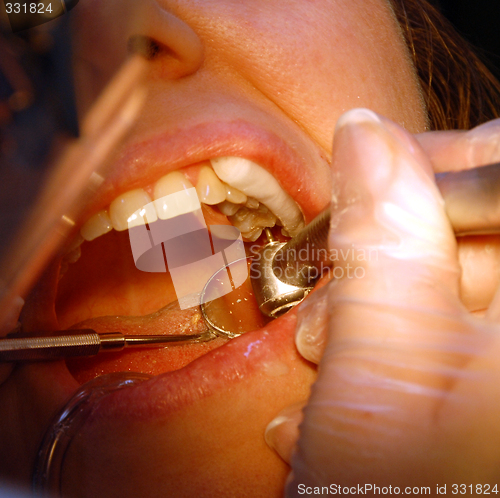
top-left (60, 363), bottom-right (317, 497)
top-left (71, 0), bottom-right (425, 138)
top-left (226, 0), bottom-right (426, 147)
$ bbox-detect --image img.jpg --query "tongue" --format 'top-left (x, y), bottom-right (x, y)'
top-left (65, 301), bottom-right (227, 384)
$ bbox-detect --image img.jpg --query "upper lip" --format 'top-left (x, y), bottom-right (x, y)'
top-left (80, 118), bottom-right (331, 224)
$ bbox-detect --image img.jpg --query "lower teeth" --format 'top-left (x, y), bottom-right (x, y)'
top-left (218, 201), bottom-right (240, 216)
top-left (228, 204), bottom-right (277, 241)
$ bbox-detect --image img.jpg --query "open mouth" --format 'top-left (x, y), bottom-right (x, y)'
top-left (13, 119), bottom-right (330, 497)
top-left (43, 121), bottom-right (329, 386)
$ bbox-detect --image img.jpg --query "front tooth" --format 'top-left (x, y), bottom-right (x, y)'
top-left (80, 210), bottom-right (113, 241)
top-left (109, 189), bottom-right (157, 231)
top-left (153, 172), bottom-right (200, 220)
top-left (211, 157), bottom-right (304, 235)
top-left (195, 166), bottom-right (226, 205)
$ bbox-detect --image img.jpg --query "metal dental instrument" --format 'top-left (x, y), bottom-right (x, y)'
top-left (250, 161), bottom-right (500, 318)
top-left (199, 256), bottom-right (265, 338)
top-left (0, 330), bottom-right (215, 362)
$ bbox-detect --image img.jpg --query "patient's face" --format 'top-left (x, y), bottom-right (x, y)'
top-left (0, 0), bottom-right (427, 496)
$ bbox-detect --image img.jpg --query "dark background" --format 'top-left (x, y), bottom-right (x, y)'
top-left (438, 0), bottom-right (500, 79)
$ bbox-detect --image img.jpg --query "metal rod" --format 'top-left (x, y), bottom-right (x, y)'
top-left (435, 162), bottom-right (500, 235)
top-left (0, 330), bottom-right (215, 362)
top-left (272, 209), bottom-right (331, 287)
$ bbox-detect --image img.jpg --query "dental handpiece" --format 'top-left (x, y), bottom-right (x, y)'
top-left (252, 161), bottom-right (500, 317)
top-left (0, 330), bottom-right (215, 362)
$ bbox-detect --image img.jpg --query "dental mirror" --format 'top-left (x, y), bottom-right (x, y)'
top-left (200, 257), bottom-right (270, 338)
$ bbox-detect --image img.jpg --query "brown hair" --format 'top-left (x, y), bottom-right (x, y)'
top-left (392, 0), bottom-right (500, 130)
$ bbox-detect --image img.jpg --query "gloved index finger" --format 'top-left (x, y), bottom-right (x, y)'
top-left (416, 118), bottom-right (500, 173)
top-left (436, 162), bottom-right (500, 235)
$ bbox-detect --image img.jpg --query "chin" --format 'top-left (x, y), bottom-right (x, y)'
top-left (58, 316), bottom-right (316, 497)
top-left (5, 116), bottom-right (330, 496)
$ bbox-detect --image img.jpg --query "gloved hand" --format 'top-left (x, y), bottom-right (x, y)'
top-left (265, 109), bottom-right (500, 495)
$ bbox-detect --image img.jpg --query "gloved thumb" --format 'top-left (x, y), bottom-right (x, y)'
top-left (283, 109), bottom-right (470, 494)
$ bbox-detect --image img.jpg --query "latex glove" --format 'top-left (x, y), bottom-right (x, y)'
top-left (418, 120), bottom-right (500, 312)
top-left (265, 109), bottom-right (500, 495)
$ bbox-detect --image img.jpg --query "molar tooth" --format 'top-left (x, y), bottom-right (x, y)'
top-left (65, 245), bottom-right (82, 264)
top-left (224, 183), bottom-right (247, 204)
top-left (229, 207), bottom-right (258, 233)
top-left (109, 189), bottom-right (157, 231)
top-left (211, 157), bottom-right (304, 235)
top-left (64, 233), bottom-right (84, 254)
top-left (153, 172), bottom-right (200, 220)
top-left (229, 205), bottom-right (277, 235)
top-left (242, 228), bottom-right (263, 242)
top-left (218, 200), bottom-right (240, 216)
top-left (195, 166), bottom-right (226, 205)
top-left (80, 210), bottom-right (113, 241)
top-left (60, 245), bottom-right (82, 278)
top-left (245, 197), bottom-right (259, 209)
top-left (59, 262), bottom-right (69, 279)
top-left (257, 204), bottom-right (277, 226)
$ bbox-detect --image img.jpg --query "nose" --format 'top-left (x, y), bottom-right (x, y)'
top-left (129, 2), bottom-right (204, 80)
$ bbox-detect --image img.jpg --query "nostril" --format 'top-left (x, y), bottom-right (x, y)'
top-left (126, 9), bottom-right (204, 80)
top-left (127, 25), bottom-right (203, 79)
top-left (128, 36), bottom-right (165, 61)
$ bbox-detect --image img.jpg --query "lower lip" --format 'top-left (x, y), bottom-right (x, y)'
top-left (69, 310), bottom-right (301, 422)
top-left (62, 248), bottom-right (274, 384)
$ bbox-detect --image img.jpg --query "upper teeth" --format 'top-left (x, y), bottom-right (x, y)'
top-left (153, 171), bottom-right (201, 219)
top-left (78, 157), bottom-right (305, 244)
top-left (211, 157), bottom-right (304, 236)
top-left (110, 189), bottom-right (158, 231)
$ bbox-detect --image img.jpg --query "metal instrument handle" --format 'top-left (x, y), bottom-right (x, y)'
top-left (0, 331), bottom-right (103, 362)
top-left (0, 330), bottom-right (216, 362)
